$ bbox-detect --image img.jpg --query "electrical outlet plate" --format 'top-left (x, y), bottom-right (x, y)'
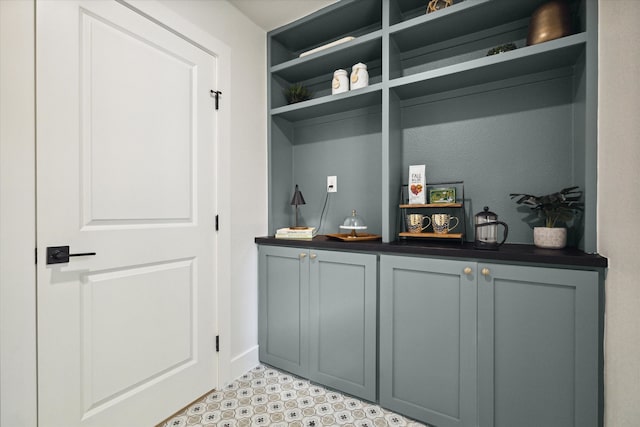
top-left (327, 176), bottom-right (337, 192)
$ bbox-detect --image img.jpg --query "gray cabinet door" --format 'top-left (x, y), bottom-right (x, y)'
top-left (309, 250), bottom-right (377, 401)
top-left (258, 245), bottom-right (309, 377)
top-left (477, 263), bottom-right (599, 427)
top-left (379, 255), bottom-right (477, 427)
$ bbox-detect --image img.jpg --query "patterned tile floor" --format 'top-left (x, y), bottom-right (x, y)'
top-left (161, 364), bottom-right (427, 427)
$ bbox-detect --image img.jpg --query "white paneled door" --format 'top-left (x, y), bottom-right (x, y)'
top-left (36, 1), bottom-right (218, 426)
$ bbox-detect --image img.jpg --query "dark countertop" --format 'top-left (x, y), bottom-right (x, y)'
top-left (255, 235), bottom-right (608, 269)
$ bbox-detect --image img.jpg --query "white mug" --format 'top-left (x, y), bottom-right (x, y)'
top-left (431, 214), bottom-right (459, 234)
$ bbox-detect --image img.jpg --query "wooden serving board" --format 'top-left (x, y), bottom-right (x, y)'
top-left (326, 233), bottom-right (382, 242)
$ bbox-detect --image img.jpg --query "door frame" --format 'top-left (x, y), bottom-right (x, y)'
top-left (0, 1), bottom-right (37, 425)
top-left (0, 0), bottom-right (232, 424)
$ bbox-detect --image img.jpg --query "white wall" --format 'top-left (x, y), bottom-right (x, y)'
top-left (0, 1), bottom-right (38, 425)
top-left (598, 1), bottom-right (640, 426)
top-left (157, 0), bottom-right (268, 380)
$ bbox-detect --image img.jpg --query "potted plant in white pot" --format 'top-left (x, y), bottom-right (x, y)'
top-left (509, 186), bottom-right (583, 249)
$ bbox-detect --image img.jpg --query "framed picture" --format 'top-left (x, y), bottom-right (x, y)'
top-left (429, 187), bottom-right (456, 204)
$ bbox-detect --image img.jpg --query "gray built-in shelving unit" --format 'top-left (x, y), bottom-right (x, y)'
top-left (267, 0), bottom-right (598, 253)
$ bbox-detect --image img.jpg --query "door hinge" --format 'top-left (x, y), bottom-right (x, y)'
top-left (216, 335), bottom-right (220, 352)
top-left (215, 214), bottom-right (219, 231)
top-left (210, 90), bottom-right (222, 110)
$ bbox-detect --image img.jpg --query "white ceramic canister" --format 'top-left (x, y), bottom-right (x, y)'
top-left (332, 69), bottom-right (349, 94)
top-left (350, 62), bottom-right (369, 90)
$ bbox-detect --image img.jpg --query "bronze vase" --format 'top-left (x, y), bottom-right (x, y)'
top-left (527, 1), bottom-right (571, 46)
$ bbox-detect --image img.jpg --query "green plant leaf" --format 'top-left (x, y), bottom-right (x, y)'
top-left (510, 186), bottom-right (583, 228)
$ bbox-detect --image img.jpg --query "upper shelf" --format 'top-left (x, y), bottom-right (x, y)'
top-left (269, 0), bottom-right (382, 67)
top-left (389, 0), bottom-right (556, 52)
top-left (271, 32), bottom-right (383, 83)
top-left (271, 83), bottom-right (382, 122)
top-left (389, 32), bottom-right (587, 100)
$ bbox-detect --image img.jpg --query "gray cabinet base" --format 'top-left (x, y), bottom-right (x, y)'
top-left (259, 246), bottom-right (377, 401)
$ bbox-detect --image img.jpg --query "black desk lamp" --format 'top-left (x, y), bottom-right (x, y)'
top-left (290, 184), bottom-right (307, 229)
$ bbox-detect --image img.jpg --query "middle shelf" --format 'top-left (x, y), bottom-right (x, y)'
top-left (271, 84), bottom-right (382, 122)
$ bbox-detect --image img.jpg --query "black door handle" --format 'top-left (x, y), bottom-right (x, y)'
top-left (46, 246), bottom-right (96, 265)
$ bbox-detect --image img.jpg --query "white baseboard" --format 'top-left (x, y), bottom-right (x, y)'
top-left (228, 345), bottom-right (259, 384)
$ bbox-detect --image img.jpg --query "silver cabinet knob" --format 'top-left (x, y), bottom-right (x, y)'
top-left (299, 253), bottom-right (307, 259)
top-left (310, 253), bottom-right (317, 259)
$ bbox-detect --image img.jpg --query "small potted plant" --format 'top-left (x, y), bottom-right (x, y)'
top-left (284, 83), bottom-right (312, 104)
top-left (510, 186), bottom-right (583, 249)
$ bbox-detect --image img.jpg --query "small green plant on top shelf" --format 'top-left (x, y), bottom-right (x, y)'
top-left (486, 43), bottom-right (517, 56)
top-left (284, 83), bottom-right (313, 104)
